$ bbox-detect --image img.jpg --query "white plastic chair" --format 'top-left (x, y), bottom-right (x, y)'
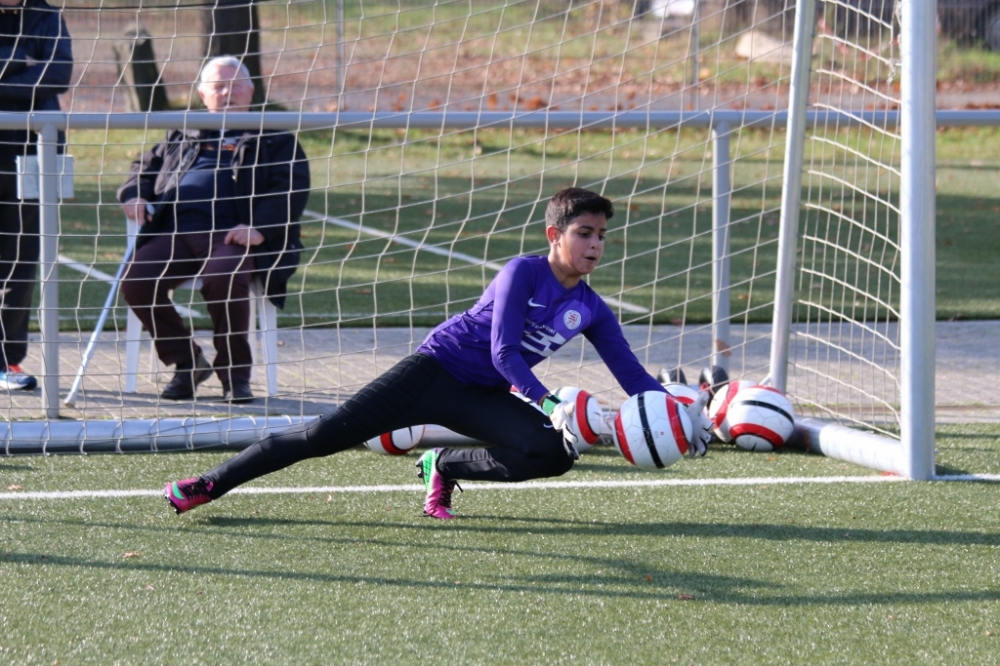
top-left (122, 219), bottom-right (279, 396)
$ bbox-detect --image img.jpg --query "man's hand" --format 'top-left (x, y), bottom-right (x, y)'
top-left (122, 198), bottom-right (151, 225)
top-left (684, 390), bottom-right (712, 457)
top-left (224, 225), bottom-right (265, 248)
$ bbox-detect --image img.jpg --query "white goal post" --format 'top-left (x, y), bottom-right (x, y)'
top-left (767, 0), bottom-right (937, 478)
top-left (0, 0), bottom-right (938, 478)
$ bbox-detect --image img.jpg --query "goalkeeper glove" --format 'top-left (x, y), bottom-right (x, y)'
top-left (684, 390), bottom-right (713, 457)
top-left (541, 394), bottom-right (580, 461)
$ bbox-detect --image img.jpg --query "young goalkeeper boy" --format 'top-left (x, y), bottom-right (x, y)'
top-left (164, 187), bottom-right (711, 519)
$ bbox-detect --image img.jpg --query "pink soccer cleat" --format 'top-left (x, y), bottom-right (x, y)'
top-left (415, 449), bottom-right (461, 519)
top-left (164, 477), bottom-right (214, 514)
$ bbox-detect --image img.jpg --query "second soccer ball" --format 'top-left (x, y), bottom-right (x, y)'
top-left (612, 391), bottom-right (694, 470)
top-left (552, 386), bottom-right (605, 453)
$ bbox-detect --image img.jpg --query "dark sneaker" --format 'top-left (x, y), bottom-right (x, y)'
top-left (415, 449), bottom-right (461, 519)
top-left (164, 477), bottom-right (214, 514)
top-left (698, 365), bottom-right (730, 399)
top-left (0, 365), bottom-right (37, 391)
top-left (161, 352), bottom-right (213, 400)
top-left (222, 379), bottom-right (254, 404)
top-left (656, 367), bottom-right (687, 386)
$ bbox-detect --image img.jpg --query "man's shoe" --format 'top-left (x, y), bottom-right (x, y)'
top-left (416, 448), bottom-right (460, 520)
top-left (655, 367), bottom-right (687, 386)
top-left (0, 365), bottom-right (37, 391)
top-left (222, 379), bottom-right (254, 404)
top-left (164, 477), bottom-right (214, 514)
top-left (698, 365), bottom-right (730, 399)
top-left (161, 352), bottom-right (213, 400)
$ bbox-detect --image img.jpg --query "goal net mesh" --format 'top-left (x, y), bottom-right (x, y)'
top-left (0, 0), bottom-right (909, 452)
top-left (790, 0), bottom-right (902, 437)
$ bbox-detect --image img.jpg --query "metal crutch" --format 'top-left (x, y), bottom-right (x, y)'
top-left (63, 245), bottom-right (134, 407)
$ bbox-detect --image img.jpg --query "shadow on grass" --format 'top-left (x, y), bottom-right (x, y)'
top-left (7, 492), bottom-right (1000, 604)
top-left (0, 462), bottom-right (34, 472)
top-left (214, 515), bottom-right (1000, 547)
top-left (18, 509), bottom-right (999, 555)
top-left (575, 441), bottom-right (819, 472)
top-left (189, 509), bottom-right (1000, 562)
top-left (0, 548), bottom-right (780, 602)
top-left (5, 544), bottom-right (1000, 606)
top-left (935, 463), bottom-right (972, 476)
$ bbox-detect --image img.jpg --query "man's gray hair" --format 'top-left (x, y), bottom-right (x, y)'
top-left (199, 56), bottom-right (253, 88)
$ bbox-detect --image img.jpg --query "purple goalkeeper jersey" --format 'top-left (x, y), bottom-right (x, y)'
top-left (417, 255), bottom-right (663, 403)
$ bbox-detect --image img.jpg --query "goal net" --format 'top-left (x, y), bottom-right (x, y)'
top-left (0, 0), bottom-right (934, 476)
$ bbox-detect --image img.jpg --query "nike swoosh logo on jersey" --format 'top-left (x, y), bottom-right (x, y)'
top-left (528, 298), bottom-right (545, 308)
top-left (543, 424), bottom-right (554, 428)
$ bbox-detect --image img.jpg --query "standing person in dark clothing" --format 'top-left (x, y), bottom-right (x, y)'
top-left (163, 188), bottom-right (713, 520)
top-left (118, 56), bottom-right (310, 404)
top-left (0, 0), bottom-right (73, 390)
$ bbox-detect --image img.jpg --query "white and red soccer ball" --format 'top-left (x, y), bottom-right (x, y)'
top-left (707, 380), bottom-right (757, 442)
top-left (661, 381), bottom-right (701, 407)
top-left (709, 382), bottom-right (796, 452)
top-left (612, 390), bottom-right (695, 470)
top-left (552, 386), bottom-right (605, 453)
top-left (364, 424), bottom-right (426, 455)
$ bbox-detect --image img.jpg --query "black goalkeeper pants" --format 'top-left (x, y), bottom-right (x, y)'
top-left (203, 353), bottom-right (574, 498)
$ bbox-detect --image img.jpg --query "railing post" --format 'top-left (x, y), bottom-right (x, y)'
top-left (768, 0), bottom-right (817, 392)
top-left (336, 0), bottom-right (346, 102)
top-left (38, 123), bottom-right (60, 418)
top-left (711, 121), bottom-right (732, 373)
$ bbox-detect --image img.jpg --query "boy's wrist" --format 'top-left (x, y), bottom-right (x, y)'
top-left (540, 394), bottom-right (561, 415)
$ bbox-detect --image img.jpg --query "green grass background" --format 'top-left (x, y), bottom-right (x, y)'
top-left (53, 0), bottom-right (999, 328)
top-left (1, 423), bottom-right (998, 664)
top-left (52, 124), bottom-right (1000, 335)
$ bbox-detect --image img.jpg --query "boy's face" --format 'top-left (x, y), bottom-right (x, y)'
top-left (548, 212), bottom-right (607, 278)
top-left (0, 0), bottom-right (23, 7)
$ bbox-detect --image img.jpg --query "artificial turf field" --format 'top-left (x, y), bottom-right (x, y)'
top-left (1, 424), bottom-right (998, 665)
top-left (6, 117), bottom-right (1000, 664)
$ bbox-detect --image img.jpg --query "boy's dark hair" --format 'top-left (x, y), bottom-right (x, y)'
top-left (545, 187), bottom-right (614, 232)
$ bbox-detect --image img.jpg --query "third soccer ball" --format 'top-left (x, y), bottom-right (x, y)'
top-left (707, 380), bottom-right (757, 442)
top-left (365, 424), bottom-right (426, 455)
top-left (725, 386), bottom-right (796, 452)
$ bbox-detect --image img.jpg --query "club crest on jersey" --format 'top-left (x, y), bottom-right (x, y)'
top-left (563, 309), bottom-right (582, 330)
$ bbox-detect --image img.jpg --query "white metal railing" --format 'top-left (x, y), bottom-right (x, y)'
top-left (0, 104), bottom-right (979, 462)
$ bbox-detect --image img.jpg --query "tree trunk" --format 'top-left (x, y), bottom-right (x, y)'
top-left (202, 0), bottom-right (266, 108)
top-left (113, 27), bottom-right (171, 112)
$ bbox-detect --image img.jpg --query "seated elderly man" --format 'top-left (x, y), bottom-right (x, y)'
top-left (118, 56), bottom-right (310, 403)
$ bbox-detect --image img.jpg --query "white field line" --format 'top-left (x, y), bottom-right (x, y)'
top-left (2, 473), bottom-right (998, 501)
top-left (58, 254), bottom-right (117, 283)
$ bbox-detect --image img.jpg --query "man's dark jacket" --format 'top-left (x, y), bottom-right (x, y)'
top-left (116, 128), bottom-right (310, 309)
top-left (0, 0), bottom-right (74, 157)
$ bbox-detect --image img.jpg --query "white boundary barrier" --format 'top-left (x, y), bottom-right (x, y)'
top-left (0, 93), bottom-right (989, 473)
